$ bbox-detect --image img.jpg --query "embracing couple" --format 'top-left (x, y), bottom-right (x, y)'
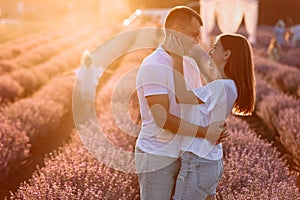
top-left (135, 6), bottom-right (256, 200)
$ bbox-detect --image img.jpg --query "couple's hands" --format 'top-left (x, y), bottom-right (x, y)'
top-left (206, 121), bottom-right (229, 145)
top-left (164, 34), bottom-right (185, 57)
top-left (189, 45), bottom-right (219, 82)
top-left (189, 45), bottom-right (209, 65)
top-left (166, 34), bottom-right (217, 79)
top-left (217, 127), bottom-right (229, 144)
top-left (166, 33), bottom-right (206, 58)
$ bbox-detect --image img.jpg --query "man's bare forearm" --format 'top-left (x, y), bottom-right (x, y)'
top-left (164, 113), bottom-right (207, 138)
top-left (150, 104), bottom-right (207, 138)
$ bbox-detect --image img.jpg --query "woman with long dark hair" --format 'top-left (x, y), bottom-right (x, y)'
top-left (171, 33), bottom-right (256, 200)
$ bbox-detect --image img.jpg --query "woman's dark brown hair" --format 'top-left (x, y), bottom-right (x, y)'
top-left (219, 33), bottom-right (256, 116)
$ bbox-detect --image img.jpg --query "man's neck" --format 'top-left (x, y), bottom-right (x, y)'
top-left (161, 43), bottom-right (172, 56)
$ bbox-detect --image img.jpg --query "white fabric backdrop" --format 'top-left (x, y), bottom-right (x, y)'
top-left (200, 0), bottom-right (258, 47)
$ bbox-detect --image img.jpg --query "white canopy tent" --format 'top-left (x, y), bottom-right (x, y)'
top-left (200, 0), bottom-right (258, 47)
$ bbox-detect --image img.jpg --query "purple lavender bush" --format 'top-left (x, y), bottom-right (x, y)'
top-left (0, 76), bottom-right (23, 101)
top-left (10, 135), bottom-right (140, 200)
top-left (255, 77), bottom-right (299, 134)
top-left (255, 56), bottom-right (300, 98)
top-left (218, 116), bottom-right (300, 199)
top-left (1, 76), bottom-right (74, 141)
top-left (274, 106), bottom-right (300, 167)
top-left (0, 116), bottom-right (30, 182)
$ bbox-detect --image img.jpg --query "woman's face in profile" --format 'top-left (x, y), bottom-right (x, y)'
top-left (208, 39), bottom-right (226, 69)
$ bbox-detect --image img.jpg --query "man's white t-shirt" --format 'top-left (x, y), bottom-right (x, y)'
top-left (136, 45), bottom-right (201, 158)
top-left (136, 44), bottom-right (237, 161)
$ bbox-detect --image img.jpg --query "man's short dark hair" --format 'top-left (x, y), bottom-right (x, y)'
top-left (164, 6), bottom-right (203, 29)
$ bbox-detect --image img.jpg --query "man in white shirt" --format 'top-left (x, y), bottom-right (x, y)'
top-left (135, 6), bottom-right (227, 200)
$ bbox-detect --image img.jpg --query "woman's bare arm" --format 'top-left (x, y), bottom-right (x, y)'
top-left (172, 54), bottom-right (204, 104)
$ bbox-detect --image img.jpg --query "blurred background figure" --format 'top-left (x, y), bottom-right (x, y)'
top-left (284, 16), bottom-right (294, 48)
top-left (288, 24), bottom-right (300, 48)
top-left (74, 50), bottom-right (103, 122)
top-left (273, 19), bottom-right (286, 47)
top-left (267, 37), bottom-right (281, 62)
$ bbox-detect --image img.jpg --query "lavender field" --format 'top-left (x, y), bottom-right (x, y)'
top-left (0, 21), bottom-right (300, 199)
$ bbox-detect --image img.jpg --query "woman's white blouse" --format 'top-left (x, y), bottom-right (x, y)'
top-left (180, 79), bottom-right (237, 160)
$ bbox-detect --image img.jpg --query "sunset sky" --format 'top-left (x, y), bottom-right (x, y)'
top-left (0, 0), bottom-right (299, 25)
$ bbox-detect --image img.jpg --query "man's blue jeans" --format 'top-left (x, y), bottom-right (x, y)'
top-left (135, 147), bottom-right (180, 200)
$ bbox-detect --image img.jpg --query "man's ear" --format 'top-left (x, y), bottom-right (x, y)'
top-left (224, 50), bottom-right (231, 60)
top-left (171, 24), bottom-right (180, 32)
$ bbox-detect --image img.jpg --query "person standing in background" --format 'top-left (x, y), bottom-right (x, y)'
top-left (267, 37), bottom-right (281, 62)
top-left (273, 19), bottom-right (286, 47)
